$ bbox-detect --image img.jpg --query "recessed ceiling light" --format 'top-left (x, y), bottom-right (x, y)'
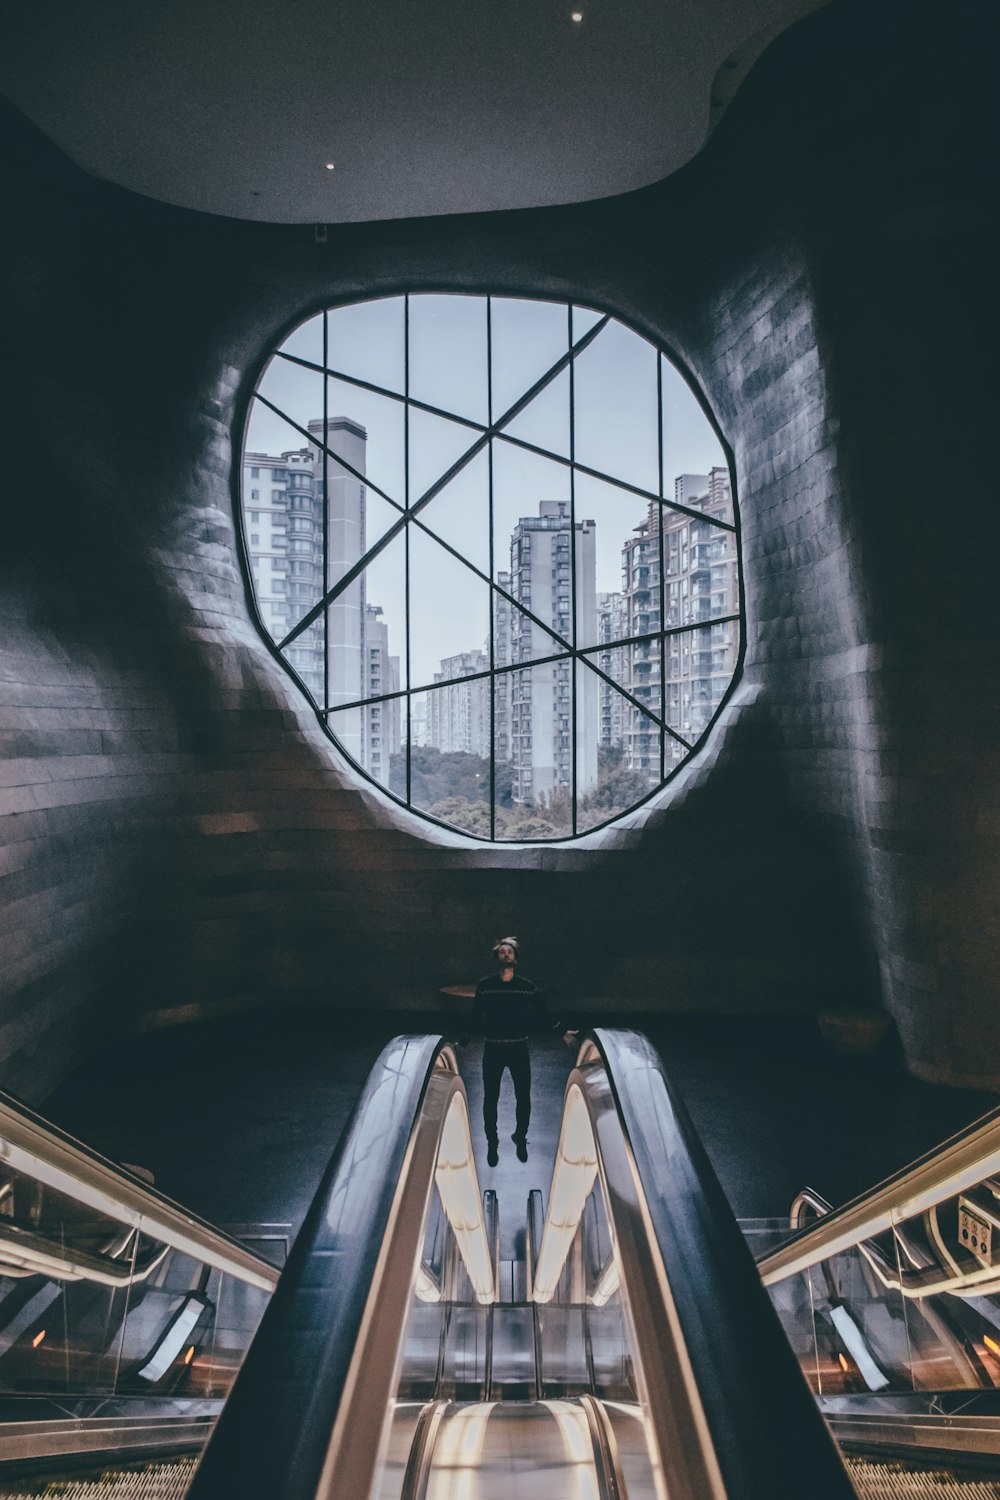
top-left (325, 162), bottom-right (336, 171)
top-left (571, 11), bottom-right (583, 21)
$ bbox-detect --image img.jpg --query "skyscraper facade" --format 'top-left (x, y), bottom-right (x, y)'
top-left (429, 650), bottom-right (489, 757)
top-left (243, 416), bottom-right (398, 776)
top-left (506, 500), bottom-right (598, 808)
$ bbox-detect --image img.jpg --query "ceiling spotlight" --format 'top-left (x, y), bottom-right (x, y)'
top-left (571, 10), bottom-right (583, 20)
top-left (325, 161), bottom-right (336, 171)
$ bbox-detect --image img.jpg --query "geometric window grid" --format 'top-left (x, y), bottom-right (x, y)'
top-left (241, 295), bottom-right (742, 842)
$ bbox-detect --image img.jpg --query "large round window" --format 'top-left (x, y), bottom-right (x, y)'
top-left (241, 295), bottom-right (741, 841)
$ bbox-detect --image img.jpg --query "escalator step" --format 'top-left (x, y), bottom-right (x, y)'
top-left (845, 1456), bottom-right (1000, 1498)
top-left (0, 1458), bottom-right (195, 1499)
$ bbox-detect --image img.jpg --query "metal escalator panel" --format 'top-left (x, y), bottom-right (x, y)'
top-left (382, 1399), bottom-right (646, 1500)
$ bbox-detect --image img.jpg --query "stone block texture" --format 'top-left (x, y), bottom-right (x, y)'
top-left (1, 0), bottom-right (997, 1095)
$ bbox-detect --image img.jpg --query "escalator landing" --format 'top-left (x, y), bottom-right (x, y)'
top-left (381, 1398), bottom-right (657, 1500)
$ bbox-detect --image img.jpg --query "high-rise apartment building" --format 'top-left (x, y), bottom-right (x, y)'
top-left (506, 500), bottom-right (598, 807)
top-left (429, 650), bottom-right (489, 757)
top-left (597, 591), bottom-right (629, 752)
top-left (243, 416), bottom-right (398, 776)
top-left (244, 444), bottom-right (324, 693)
top-left (621, 513), bottom-right (663, 776)
top-left (364, 604), bottom-right (401, 783)
top-left (616, 467), bottom-right (738, 772)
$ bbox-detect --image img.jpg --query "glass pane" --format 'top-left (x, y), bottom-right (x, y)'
top-left (574, 473), bottom-right (660, 650)
top-left (572, 305), bottom-right (604, 342)
top-left (409, 406), bottom-right (481, 507)
top-left (326, 377), bottom-right (406, 512)
top-left (664, 624), bottom-right (735, 747)
top-left (361, 533), bottom-right (408, 696)
top-left (328, 704), bottom-right (364, 771)
top-left (661, 354), bottom-right (726, 485)
top-left (242, 409), bottom-right (314, 654)
top-left (255, 353), bottom-right (324, 438)
top-left (537, 1305), bottom-right (589, 1392)
top-left (201, 1271), bottom-right (270, 1399)
top-left (409, 294), bottom-right (489, 425)
top-left (500, 366), bottom-right (571, 460)
top-left (490, 297), bottom-right (568, 422)
top-left (363, 699), bottom-right (400, 792)
top-left (277, 311), bottom-right (323, 366)
top-left (409, 686), bottom-right (491, 835)
top-left (116, 1248), bottom-right (212, 1395)
top-left (576, 661), bottom-right (660, 832)
top-left (416, 447), bottom-right (490, 579)
top-left (574, 319), bottom-right (659, 496)
top-left (581, 635), bottom-right (662, 748)
top-left (492, 667), bottom-right (512, 808)
top-left (495, 662), bottom-right (572, 840)
top-left (408, 527), bottom-right (490, 692)
top-left (662, 514), bottom-right (737, 629)
top-left (501, 594), bottom-right (571, 669)
top-left (328, 296), bottom-right (405, 395)
top-left (492, 441), bottom-right (571, 598)
top-left (244, 391), bottom-right (314, 464)
top-left (321, 421), bottom-right (396, 598)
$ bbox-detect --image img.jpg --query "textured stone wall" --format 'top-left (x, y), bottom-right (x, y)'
top-left (1, 0), bottom-right (995, 1097)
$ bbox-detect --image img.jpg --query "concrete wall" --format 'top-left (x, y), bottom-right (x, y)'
top-left (1, 0), bottom-right (996, 1097)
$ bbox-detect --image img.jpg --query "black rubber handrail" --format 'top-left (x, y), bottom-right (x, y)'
top-left (586, 1028), bottom-right (855, 1500)
top-left (186, 1034), bottom-right (458, 1500)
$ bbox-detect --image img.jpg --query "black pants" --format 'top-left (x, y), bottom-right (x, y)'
top-left (482, 1040), bottom-right (531, 1143)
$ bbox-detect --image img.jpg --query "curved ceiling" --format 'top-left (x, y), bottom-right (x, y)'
top-left (1, 0), bottom-right (824, 225)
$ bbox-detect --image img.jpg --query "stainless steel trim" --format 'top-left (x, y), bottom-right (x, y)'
top-left (824, 1410), bottom-right (1000, 1463)
top-left (759, 1102), bottom-right (1000, 1288)
top-left (0, 1415), bottom-right (215, 1463)
top-left (0, 1092), bottom-right (278, 1293)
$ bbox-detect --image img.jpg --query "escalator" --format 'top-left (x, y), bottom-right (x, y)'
top-left (0, 1085), bottom-right (280, 1491)
top-left (3, 1032), bottom-right (1000, 1496)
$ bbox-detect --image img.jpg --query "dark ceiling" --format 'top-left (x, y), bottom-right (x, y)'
top-left (2, 0), bottom-right (824, 224)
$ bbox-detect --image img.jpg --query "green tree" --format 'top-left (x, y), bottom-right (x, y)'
top-left (429, 796), bottom-right (493, 836)
top-left (582, 763), bottom-right (652, 815)
top-left (389, 746), bottom-right (491, 806)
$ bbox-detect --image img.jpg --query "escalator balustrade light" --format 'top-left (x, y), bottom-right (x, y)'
top-left (534, 1087), bottom-right (599, 1304)
top-left (984, 1335), bottom-right (1000, 1356)
top-left (183, 1345), bottom-right (196, 1365)
top-left (589, 1255), bottom-right (621, 1307)
top-left (31, 1329), bottom-right (45, 1348)
top-left (434, 1096), bottom-right (494, 1304)
top-left (829, 1304), bottom-right (890, 1391)
top-left (416, 1264), bottom-right (442, 1304)
top-left (138, 1295), bottom-right (207, 1383)
top-left (838, 1354), bottom-right (850, 1373)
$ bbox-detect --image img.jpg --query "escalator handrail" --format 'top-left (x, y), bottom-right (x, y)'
top-left (757, 1096), bottom-right (1000, 1287)
top-left (186, 1035), bottom-right (471, 1500)
top-left (579, 1028), bottom-right (855, 1500)
top-left (0, 1090), bottom-right (277, 1292)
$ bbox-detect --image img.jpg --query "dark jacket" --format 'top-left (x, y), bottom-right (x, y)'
top-left (467, 973), bottom-right (567, 1042)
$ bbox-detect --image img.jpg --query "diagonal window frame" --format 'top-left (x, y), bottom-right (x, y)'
top-left (239, 293), bottom-right (745, 843)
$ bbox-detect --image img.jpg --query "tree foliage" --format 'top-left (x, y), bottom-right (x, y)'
top-left (389, 746), bottom-right (490, 806)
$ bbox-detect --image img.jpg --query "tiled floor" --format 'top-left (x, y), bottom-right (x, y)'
top-left (40, 1009), bottom-right (1000, 1244)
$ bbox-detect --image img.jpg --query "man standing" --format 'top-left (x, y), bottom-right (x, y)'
top-left (466, 936), bottom-right (576, 1167)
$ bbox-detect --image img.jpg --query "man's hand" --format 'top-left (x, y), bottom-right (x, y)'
top-left (562, 1030), bottom-right (580, 1048)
